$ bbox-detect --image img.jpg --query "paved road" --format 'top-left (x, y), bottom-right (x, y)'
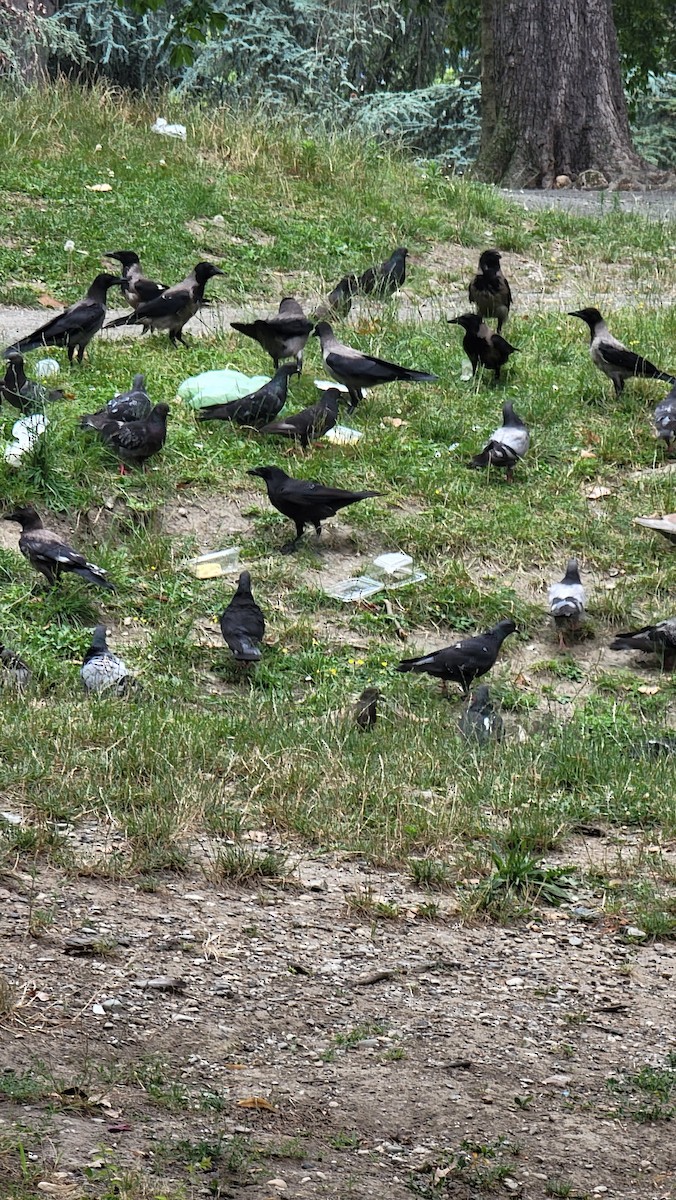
top-left (502, 188), bottom-right (676, 219)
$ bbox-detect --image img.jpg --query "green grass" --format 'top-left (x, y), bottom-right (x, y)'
top-left (0, 81), bottom-right (674, 896)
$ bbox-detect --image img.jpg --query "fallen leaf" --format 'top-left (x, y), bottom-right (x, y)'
top-left (637, 686), bottom-right (660, 695)
top-left (236, 1096), bottom-right (276, 1112)
top-left (587, 486), bottom-right (612, 500)
top-left (85, 183), bottom-right (113, 193)
top-left (37, 293), bottom-right (63, 309)
top-left (513, 672), bottom-right (532, 687)
top-left (382, 416), bottom-right (408, 428)
top-left (579, 449), bottom-right (596, 459)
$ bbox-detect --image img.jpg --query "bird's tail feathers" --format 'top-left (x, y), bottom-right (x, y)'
top-left (73, 567), bottom-right (116, 591)
top-left (233, 639), bottom-right (262, 662)
top-left (104, 313), bottom-right (138, 330)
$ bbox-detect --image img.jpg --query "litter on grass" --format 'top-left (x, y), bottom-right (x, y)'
top-left (177, 368), bottom-right (271, 409)
top-left (4, 414), bottom-right (49, 466)
top-left (151, 117), bottom-right (187, 140)
top-left (185, 548), bottom-right (241, 579)
top-left (324, 552), bottom-right (426, 602)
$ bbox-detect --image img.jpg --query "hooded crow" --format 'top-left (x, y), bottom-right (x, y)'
top-left (248, 464), bottom-right (381, 553)
top-left (610, 618), bottom-right (676, 670)
top-left (81, 625), bottom-right (134, 694)
top-left (469, 250), bottom-right (512, 331)
top-left (313, 321), bottom-right (437, 412)
top-left (458, 685), bottom-right (504, 743)
top-left (569, 308), bottom-right (676, 396)
top-left (468, 401), bottom-right (530, 482)
top-left (105, 262), bottom-right (223, 345)
top-left (104, 250), bottom-right (166, 309)
top-left (3, 505), bottom-right (115, 589)
top-left (1, 352), bottom-right (65, 412)
top-left (397, 619), bottom-right (516, 695)
top-left (653, 384), bottom-right (676, 452)
top-left (196, 363), bottom-right (296, 426)
top-left (357, 247), bottom-right (408, 297)
top-left (260, 387), bottom-right (340, 448)
top-left (548, 558), bottom-right (586, 648)
top-left (4, 274), bottom-right (123, 363)
top-left (448, 313), bottom-right (519, 382)
top-left (80, 373), bottom-right (152, 431)
top-left (219, 571), bottom-right (265, 662)
top-left (231, 298), bottom-right (313, 373)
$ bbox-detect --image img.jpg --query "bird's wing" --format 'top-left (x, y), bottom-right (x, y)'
top-left (326, 348), bottom-right (393, 382)
top-left (133, 278), bottom-right (166, 303)
top-left (23, 299), bottom-right (100, 341)
top-left (136, 287), bottom-right (191, 318)
top-left (596, 341), bottom-right (654, 375)
top-left (30, 536), bottom-right (89, 570)
top-left (265, 317), bottom-right (313, 337)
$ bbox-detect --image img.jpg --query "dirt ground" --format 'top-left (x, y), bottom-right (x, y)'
top-left (1, 841), bottom-right (675, 1200)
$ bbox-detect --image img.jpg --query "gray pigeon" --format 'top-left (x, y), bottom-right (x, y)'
top-left (80, 373), bottom-right (152, 431)
top-left (468, 401), bottom-right (530, 482)
top-left (81, 625), bottom-right (133, 694)
top-left (548, 558), bottom-right (586, 648)
top-left (458, 685), bottom-right (504, 743)
top-left (653, 384), bottom-right (676, 451)
top-left (0, 642), bottom-right (31, 688)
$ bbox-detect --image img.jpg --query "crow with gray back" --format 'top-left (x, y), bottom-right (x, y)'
top-left (4, 274), bottom-right (123, 363)
top-left (231, 298), bottom-right (313, 373)
top-left (3, 505), bottom-right (115, 590)
top-left (313, 321), bottom-right (437, 412)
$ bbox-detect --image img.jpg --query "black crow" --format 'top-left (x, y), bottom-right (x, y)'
top-left (3, 505), bottom-right (115, 590)
top-left (610, 618), bottom-right (676, 670)
top-left (357, 247), bottom-right (408, 297)
top-left (468, 401), bottom-right (530, 482)
top-left (95, 403), bottom-right (169, 473)
top-left (219, 571), bottom-right (265, 662)
top-left (105, 262), bottom-right (224, 345)
top-left (569, 308), bottom-right (676, 396)
top-left (260, 387), bottom-right (340, 448)
top-left (313, 321), bottom-right (437, 413)
top-left (80, 373), bottom-right (151, 431)
top-left (0, 641), bottom-right (31, 689)
top-left (353, 687), bottom-right (379, 730)
top-left (4, 273), bottom-right (123, 363)
top-left (548, 559), bottom-right (586, 649)
top-left (469, 250), bottom-right (512, 331)
top-left (448, 313), bottom-right (519, 382)
top-left (653, 384), bottom-right (676, 452)
top-left (458, 685), bottom-right (504, 743)
top-left (1, 352), bottom-right (65, 412)
top-left (196, 363), bottom-right (296, 426)
top-left (231, 298), bottom-right (313, 373)
top-left (313, 274), bottom-right (358, 321)
top-left (396, 619), bottom-right (516, 695)
top-left (248, 464), bottom-right (381, 554)
top-left (81, 625), bottom-right (133, 695)
top-left (104, 250), bottom-right (166, 308)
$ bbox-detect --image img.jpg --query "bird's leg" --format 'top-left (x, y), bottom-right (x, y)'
top-left (176, 331), bottom-right (189, 347)
top-left (67, 344), bottom-right (75, 364)
top-left (346, 387), bottom-right (361, 415)
top-left (280, 521), bottom-right (306, 556)
top-left (118, 462), bottom-right (129, 476)
top-left (505, 465), bottom-right (514, 483)
top-left (558, 630), bottom-right (567, 651)
top-left (493, 367), bottom-right (501, 384)
top-left (613, 376), bottom-right (624, 397)
top-left (296, 352), bottom-right (303, 375)
top-left (77, 345), bottom-right (85, 364)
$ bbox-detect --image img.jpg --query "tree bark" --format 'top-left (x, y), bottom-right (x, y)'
top-left (0, 0), bottom-right (56, 83)
top-left (475, 0), bottom-right (659, 188)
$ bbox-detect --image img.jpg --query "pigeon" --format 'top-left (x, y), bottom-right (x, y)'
top-left (3, 505), bottom-right (115, 590)
top-left (458, 685), bottom-right (504, 743)
top-left (260, 387), bottom-right (340, 448)
top-left (396, 619), bottom-right (516, 695)
top-left (448, 313), bottom-right (519, 381)
top-left (104, 250), bottom-right (166, 308)
top-left (357, 247), bottom-right (408, 297)
top-left (80, 373), bottom-right (152, 431)
top-left (569, 308), bottom-right (676, 397)
top-left (468, 250), bottom-right (512, 331)
top-left (609, 618), bottom-right (676, 670)
top-left (196, 363), bottom-right (296, 426)
top-left (231, 298), bottom-right (313, 373)
top-left (313, 274), bottom-right (358, 321)
top-left (0, 352), bottom-right (65, 413)
top-left (105, 262), bottom-right (224, 345)
top-left (248, 464), bottom-right (381, 554)
top-left (653, 384), bottom-right (676, 452)
top-left (95, 403), bottom-right (169, 472)
top-left (353, 687), bottom-right (380, 730)
top-left (3, 273), bottom-right (123, 363)
top-left (0, 641), bottom-right (31, 688)
top-left (548, 558), bottom-right (586, 648)
top-left (468, 401), bottom-right (530, 482)
top-left (636, 736), bottom-right (676, 757)
top-left (81, 625), bottom-right (133, 695)
top-left (313, 321), bottom-right (437, 413)
top-left (219, 571), bottom-right (265, 662)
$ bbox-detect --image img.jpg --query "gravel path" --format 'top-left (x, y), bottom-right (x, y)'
top-left (502, 188), bottom-right (676, 220)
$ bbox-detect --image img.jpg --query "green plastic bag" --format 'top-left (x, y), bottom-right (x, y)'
top-left (178, 368), bottom-right (271, 409)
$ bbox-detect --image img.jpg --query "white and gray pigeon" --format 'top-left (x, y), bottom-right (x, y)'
top-left (458, 685), bottom-right (504, 743)
top-left (468, 401), bottom-right (530, 482)
top-left (81, 625), bottom-right (133, 694)
top-left (653, 384), bottom-right (676, 452)
top-left (548, 558), bottom-right (586, 648)
top-left (569, 308), bottom-right (676, 397)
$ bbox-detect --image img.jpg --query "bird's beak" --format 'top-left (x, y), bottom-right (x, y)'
top-left (567, 311), bottom-right (582, 319)
top-left (247, 467), bottom-right (261, 477)
top-left (212, 267), bottom-right (225, 276)
top-left (447, 317), bottom-right (460, 325)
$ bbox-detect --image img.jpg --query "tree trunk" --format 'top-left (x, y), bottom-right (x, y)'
top-left (475, 0), bottom-right (659, 188)
top-left (0, 0), bottom-right (56, 84)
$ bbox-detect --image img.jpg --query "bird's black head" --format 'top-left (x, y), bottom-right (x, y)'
top-left (312, 321), bottom-right (332, 339)
top-left (501, 401), bottom-right (525, 427)
top-left (236, 570), bottom-right (252, 591)
top-left (479, 249), bottom-right (502, 271)
top-left (90, 624), bottom-right (109, 649)
top-left (89, 273), bottom-right (126, 295)
top-left (492, 618), bottom-right (517, 638)
top-left (247, 465), bottom-right (288, 483)
top-left (563, 557), bottom-right (581, 582)
top-left (131, 373), bottom-right (146, 390)
top-left (3, 504), bottom-right (41, 529)
top-left (394, 247), bottom-right (408, 258)
top-left (152, 403), bottom-right (170, 420)
top-left (448, 313), bottom-right (481, 333)
top-left (194, 262), bottom-right (225, 284)
top-left (275, 363), bottom-right (300, 378)
top-left (359, 686), bottom-right (380, 701)
top-left (278, 297), bottom-right (303, 314)
top-left (104, 250), bottom-right (140, 268)
top-left (568, 307), bottom-right (604, 327)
